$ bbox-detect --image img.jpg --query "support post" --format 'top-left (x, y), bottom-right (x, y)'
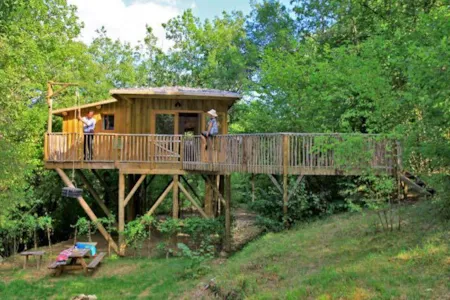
top-left (283, 174), bottom-right (288, 219)
top-left (283, 134), bottom-right (289, 224)
top-left (202, 175), bottom-right (226, 206)
top-left (224, 175), bottom-right (232, 252)
top-left (47, 82), bottom-right (53, 133)
top-left (172, 175), bottom-right (179, 219)
top-left (251, 174), bottom-right (255, 203)
top-left (46, 81), bottom-right (78, 134)
top-left (118, 172), bottom-right (126, 256)
top-left (55, 168), bottom-right (119, 254)
top-left (204, 175), bottom-right (214, 217)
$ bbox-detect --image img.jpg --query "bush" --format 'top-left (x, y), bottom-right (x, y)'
top-left (250, 177), bottom-right (342, 231)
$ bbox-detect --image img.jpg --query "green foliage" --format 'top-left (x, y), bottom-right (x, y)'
top-left (176, 241), bottom-right (215, 278)
top-left (124, 218), bottom-right (148, 255)
top-left (72, 217), bottom-right (97, 242)
top-left (251, 177), bottom-right (341, 232)
top-left (181, 217), bottom-right (224, 242)
top-left (156, 218), bottom-right (182, 237)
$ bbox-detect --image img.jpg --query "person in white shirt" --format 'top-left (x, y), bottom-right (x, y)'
top-left (78, 110), bottom-right (96, 160)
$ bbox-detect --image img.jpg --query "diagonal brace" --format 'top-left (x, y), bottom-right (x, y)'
top-left (56, 168), bottom-right (119, 254)
top-left (146, 180), bottom-right (174, 216)
top-left (124, 174), bottom-right (146, 207)
top-left (76, 170), bottom-right (114, 220)
top-left (178, 182), bottom-right (209, 218)
top-left (287, 175), bottom-right (305, 201)
top-left (268, 174), bottom-right (283, 194)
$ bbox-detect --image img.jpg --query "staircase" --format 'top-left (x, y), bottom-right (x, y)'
top-left (399, 171), bottom-right (435, 199)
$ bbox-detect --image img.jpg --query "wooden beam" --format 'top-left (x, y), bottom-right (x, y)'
top-left (203, 175), bottom-right (226, 206)
top-left (55, 168), bottom-right (119, 254)
top-left (76, 170), bottom-right (114, 220)
top-left (92, 170), bottom-right (114, 204)
top-left (145, 175), bottom-right (156, 189)
top-left (224, 175), bottom-right (232, 252)
top-left (178, 182), bottom-right (209, 218)
top-left (47, 82), bottom-right (53, 133)
top-left (181, 175), bottom-right (201, 202)
top-left (251, 174), bottom-right (255, 203)
top-left (204, 175), bottom-right (214, 217)
top-left (287, 175), bottom-right (304, 201)
top-left (172, 175), bottom-right (179, 219)
top-left (283, 173), bottom-right (288, 220)
top-left (146, 181), bottom-right (174, 216)
top-left (124, 174), bottom-right (146, 207)
top-left (268, 174), bottom-right (283, 194)
top-left (118, 173), bottom-right (125, 256)
top-left (283, 134), bottom-right (290, 224)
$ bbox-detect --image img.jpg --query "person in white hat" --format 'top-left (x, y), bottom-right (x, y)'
top-left (201, 109), bottom-right (219, 148)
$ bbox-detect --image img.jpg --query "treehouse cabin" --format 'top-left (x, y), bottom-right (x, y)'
top-left (44, 85), bottom-right (399, 256)
top-left (46, 87), bottom-right (240, 173)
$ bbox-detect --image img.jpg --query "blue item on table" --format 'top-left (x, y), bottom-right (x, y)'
top-left (75, 242), bottom-right (97, 256)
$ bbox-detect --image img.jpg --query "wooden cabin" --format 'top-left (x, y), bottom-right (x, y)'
top-left (54, 87), bottom-right (238, 135)
top-left (44, 84), bottom-right (399, 256)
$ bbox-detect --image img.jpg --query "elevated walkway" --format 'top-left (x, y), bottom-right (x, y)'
top-left (45, 132), bottom-right (398, 175)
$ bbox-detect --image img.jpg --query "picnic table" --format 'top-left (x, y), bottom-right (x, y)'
top-left (20, 251), bottom-right (45, 270)
top-left (48, 248), bottom-right (106, 276)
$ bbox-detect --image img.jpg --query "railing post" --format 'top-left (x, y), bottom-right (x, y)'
top-left (180, 136), bottom-right (184, 169)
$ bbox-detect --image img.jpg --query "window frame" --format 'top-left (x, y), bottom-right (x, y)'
top-left (102, 114), bottom-right (115, 131)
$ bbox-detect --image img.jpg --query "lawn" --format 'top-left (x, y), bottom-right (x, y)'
top-left (1, 201), bottom-right (449, 299)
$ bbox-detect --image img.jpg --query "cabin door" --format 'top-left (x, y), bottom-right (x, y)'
top-left (178, 113), bottom-right (201, 135)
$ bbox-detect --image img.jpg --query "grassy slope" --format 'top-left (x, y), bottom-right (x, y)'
top-left (210, 201), bottom-right (450, 299)
top-left (0, 201), bottom-right (449, 299)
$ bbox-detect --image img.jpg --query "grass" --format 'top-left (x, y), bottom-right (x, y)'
top-left (209, 201), bottom-right (450, 299)
top-left (1, 201), bottom-right (449, 299)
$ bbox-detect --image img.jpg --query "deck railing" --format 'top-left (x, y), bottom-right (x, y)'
top-left (182, 133), bottom-right (395, 175)
top-left (46, 133), bottom-right (182, 164)
top-left (45, 132), bottom-right (396, 174)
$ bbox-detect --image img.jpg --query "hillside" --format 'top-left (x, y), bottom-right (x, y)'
top-left (1, 201), bottom-right (449, 299)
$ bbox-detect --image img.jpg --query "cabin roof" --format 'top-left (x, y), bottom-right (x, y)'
top-left (110, 86), bottom-right (241, 100)
top-left (52, 99), bottom-right (118, 115)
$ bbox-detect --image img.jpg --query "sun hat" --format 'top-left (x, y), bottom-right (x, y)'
top-left (207, 109), bottom-right (218, 117)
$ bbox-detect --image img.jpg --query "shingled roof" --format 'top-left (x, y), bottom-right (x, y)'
top-left (110, 86), bottom-right (241, 99)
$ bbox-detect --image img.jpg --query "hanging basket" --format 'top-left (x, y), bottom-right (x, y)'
top-left (62, 187), bottom-right (83, 198)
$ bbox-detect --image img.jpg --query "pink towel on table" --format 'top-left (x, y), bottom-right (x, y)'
top-left (56, 246), bottom-right (74, 265)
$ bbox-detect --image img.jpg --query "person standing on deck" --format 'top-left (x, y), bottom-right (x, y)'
top-left (78, 110), bottom-right (96, 160)
top-left (201, 109), bottom-right (219, 150)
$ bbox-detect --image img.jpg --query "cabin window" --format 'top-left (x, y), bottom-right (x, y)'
top-left (102, 114), bottom-right (115, 131)
top-left (155, 113), bottom-right (175, 134)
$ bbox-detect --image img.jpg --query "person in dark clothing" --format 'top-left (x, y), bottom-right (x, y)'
top-left (78, 110), bottom-right (96, 160)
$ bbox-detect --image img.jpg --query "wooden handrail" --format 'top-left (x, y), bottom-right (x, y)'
top-left (45, 132), bottom-right (396, 175)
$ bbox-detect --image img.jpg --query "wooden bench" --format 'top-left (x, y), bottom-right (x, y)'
top-left (47, 261), bottom-right (59, 269)
top-left (87, 252), bottom-right (106, 270)
top-left (20, 251), bottom-right (45, 270)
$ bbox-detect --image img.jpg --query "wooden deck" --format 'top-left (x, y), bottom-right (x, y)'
top-left (44, 133), bottom-right (397, 175)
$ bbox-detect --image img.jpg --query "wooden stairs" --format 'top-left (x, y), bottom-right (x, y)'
top-left (400, 171), bottom-right (435, 198)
